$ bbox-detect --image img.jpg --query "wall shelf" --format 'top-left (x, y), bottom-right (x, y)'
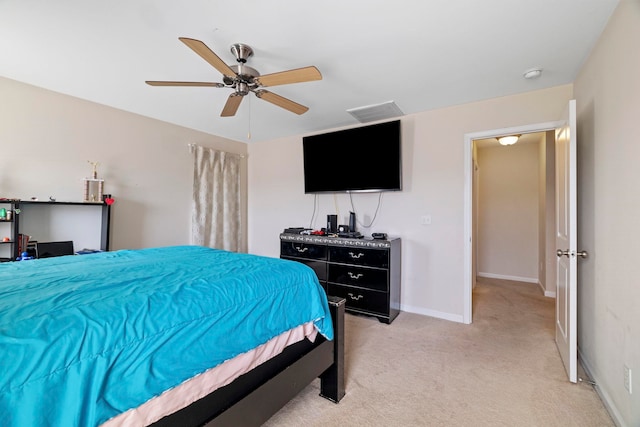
top-left (1, 200), bottom-right (112, 260)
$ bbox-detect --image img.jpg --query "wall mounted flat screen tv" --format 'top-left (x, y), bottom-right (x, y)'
top-left (303, 120), bottom-right (402, 193)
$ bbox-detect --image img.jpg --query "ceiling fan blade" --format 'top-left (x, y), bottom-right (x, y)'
top-left (256, 66), bottom-right (322, 87)
top-left (146, 81), bottom-right (225, 87)
top-left (254, 90), bottom-right (309, 115)
top-left (178, 37), bottom-right (237, 77)
top-left (221, 93), bottom-right (244, 117)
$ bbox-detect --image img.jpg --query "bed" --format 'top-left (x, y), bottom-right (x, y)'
top-left (0, 245), bottom-right (345, 426)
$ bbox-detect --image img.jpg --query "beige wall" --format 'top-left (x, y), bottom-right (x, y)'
top-left (0, 77), bottom-right (248, 251)
top-left (573, 0), bottom-right (640, 425)
top-left (476, 141), bottom-right (540, 283)
top-left (248, 84), bottom-right (573, 322)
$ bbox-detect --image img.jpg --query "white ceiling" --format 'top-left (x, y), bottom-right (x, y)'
top-left (0, 0), bottom-right (619, 143)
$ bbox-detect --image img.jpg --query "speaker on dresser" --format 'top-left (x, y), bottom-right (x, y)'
top-left (327, 214), bottom-right (338, 234)
top-left (349, 211), bottom-right (356, 233)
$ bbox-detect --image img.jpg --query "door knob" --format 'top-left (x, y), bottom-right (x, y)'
top-left (576, 250), bottom-right (588, 259)
top-left (556, 249), bottom-right (589, 259)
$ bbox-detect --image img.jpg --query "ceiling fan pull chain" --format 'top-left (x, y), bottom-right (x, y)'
top-left (247, 96), bottom-right (252, 140)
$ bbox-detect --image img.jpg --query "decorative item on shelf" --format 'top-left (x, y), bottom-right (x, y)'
top-left (0, 208), bottom-right (5, 220)
top-left (88, 160), bottom-right (99, 179)
top-left (102, 194), bottom-right (115, 206)
top-left (83, 160), bottom-right (105, 203)
top-left (17, 234), bottom-right (30, 256)
top-left (16, 251), bottom-right (34, 261)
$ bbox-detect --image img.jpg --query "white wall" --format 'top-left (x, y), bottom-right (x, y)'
top-left (573, 1), bottom-right (640, 425)
top-left (248, 84), bottom-right (573, 322)
top-left (476, 141), bottom-right (539, 283)
top-left (0, 77), bottom-right (248, 250)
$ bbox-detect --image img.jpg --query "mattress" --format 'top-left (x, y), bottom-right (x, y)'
top-left (0, 246), bottom-right (332, 427)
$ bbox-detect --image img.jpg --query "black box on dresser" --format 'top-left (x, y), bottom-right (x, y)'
top-left (280, 233), bottom-right (401, 324)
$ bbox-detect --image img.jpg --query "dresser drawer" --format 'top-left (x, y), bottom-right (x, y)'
top-left (328, 284), bottom-right (388, 315)
top-left (281, 257), bottom-right (327, 282)
top-left (328, 264), bottom-right (387, 291)
top-left (280, 241), bottom-right (327, 261)
top-left (329, 246), bottom-right (389, 268)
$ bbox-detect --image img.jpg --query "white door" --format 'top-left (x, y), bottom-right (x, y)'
top-left (555, 99), bottom-right (578, 383)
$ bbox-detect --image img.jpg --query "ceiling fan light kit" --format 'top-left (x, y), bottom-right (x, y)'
top-left (145, 38), bottom-right (321, 117)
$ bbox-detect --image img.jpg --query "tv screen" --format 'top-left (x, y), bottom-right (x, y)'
top-left (303, 120), bottom-right (402, 193)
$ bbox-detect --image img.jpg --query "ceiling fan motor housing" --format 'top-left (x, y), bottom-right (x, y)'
top-left (227, 64), bottom-right (260, 94)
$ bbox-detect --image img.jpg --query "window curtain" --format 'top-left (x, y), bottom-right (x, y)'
top-left (191, 145), bottom-right (241, 251)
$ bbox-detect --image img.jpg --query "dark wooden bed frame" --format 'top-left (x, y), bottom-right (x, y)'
top-left (150, 296), bottom-right (346, 427)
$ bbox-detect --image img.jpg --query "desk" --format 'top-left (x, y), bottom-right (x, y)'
top-left (17, 201), bottom-right (111, 253)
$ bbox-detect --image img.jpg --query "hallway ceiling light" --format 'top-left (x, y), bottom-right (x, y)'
top-left (523, 68), bottom-right (543, 79)
top-left (497, 135), bottom-right (520, 146)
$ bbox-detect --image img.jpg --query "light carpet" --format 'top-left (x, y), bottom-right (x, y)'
top-left (263, 277), bottom-right (614, 427)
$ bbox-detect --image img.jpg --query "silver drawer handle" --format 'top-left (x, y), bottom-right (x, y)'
top-left (348, 293), bottom-right (364, 301)
top-left (295, 246), bottom-right (308, 253)
top-left (349, 252), bottom-right (364, 259)
top-left (348, 272), bottom-right (363, 280)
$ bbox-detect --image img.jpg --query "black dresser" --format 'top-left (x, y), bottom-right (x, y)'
top-left (280, 233), bottom-right (401, 324)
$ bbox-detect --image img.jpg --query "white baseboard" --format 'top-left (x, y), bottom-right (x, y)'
top-left (536, 280), bottom-right (556, 298)
top-left (477, 272), bottom-right (538, 284)
top-left (400, 303), bottom-right (464, 323)
top-left (578, 348), bottom-right (626, 427)
top-left (478, 273), bottom-right (556, 298)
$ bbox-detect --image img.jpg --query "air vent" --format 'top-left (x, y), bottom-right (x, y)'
top-left (347, 101), bottom-right (404, 123)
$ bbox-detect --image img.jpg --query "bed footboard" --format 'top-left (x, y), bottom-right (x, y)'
top-left (205, 296), bottom-right (346, 426)
top-left (320, 295), bottom-right (346, 402)
top-left (152, 296), bottom-right (346, 427)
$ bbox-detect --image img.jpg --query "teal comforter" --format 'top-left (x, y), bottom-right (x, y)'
top-left (0, 246), bottom-right (332, 426)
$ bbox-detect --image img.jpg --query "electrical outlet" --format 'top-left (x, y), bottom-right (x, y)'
top-left (624, 365), bottom-right (632, 394)
top-left (421, 215), bottom-right (432, 225)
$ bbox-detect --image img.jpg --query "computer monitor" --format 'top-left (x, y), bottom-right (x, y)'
top-left (36, 241), bottom-right (74, 258)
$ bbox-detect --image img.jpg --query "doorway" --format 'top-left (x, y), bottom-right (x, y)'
top-left (463, 121), bottom-right (563, 324)
top-left (474, 132), bottom-right (546, 287)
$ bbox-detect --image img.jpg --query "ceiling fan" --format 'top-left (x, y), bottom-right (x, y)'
top-left (146, 38), bottom-right (322, 117)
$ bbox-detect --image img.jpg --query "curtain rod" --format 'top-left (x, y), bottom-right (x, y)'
top-left (188, 143), bottom-right (247, 158)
